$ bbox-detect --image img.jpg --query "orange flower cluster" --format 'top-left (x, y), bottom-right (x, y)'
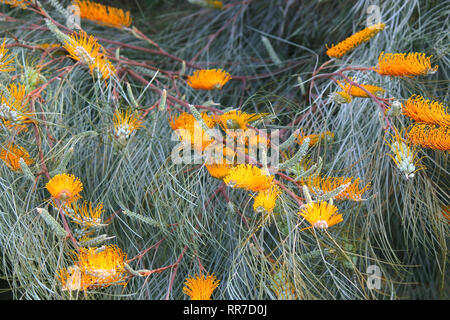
top-left (299, 201), bottom-right (343, 230)
top-left (0, 83), bottom-right (32, 132)
top-left (402, 95), bottom-right (449, 127)
top-left (0, 0), bottom-right (31, 8)
top-left (223, 164), bottom-right (273, 192)
top-left (337, 78), bottom-right (385, 98)
top-left (187, 69), bottom-right (231, 90)
top-left (73, 0), bottom-right (132, 29)
top-left (183, 273), bottom-right (220, 300)
top-left (58, 245), bottom-right (128, 291)
top-left (301, 175), bottom-right (370, 201)
top-left (0, 143), bottom-right (33, 171)
top-left (407, 124), bottom-right (450, 151)
top-left (375, 52), bottom-right (438, 77)
top-left (63, 30), bottom-right (116, 80)
top-left (216, 110), bottom-right (265, 131)
top-left (0, 39), bottom-right (14, 72)
top-left (169, 112), bottom-right (216, 152)
top-left (326, 23), bottom-right (385, 58)
top-left (46, 173), bottom-right (84, 205)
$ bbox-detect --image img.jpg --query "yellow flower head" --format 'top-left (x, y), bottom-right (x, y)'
top-left (59, 245), bottom-right (128, 291)
top-left (407, 124), bottom-right (450, 151)
top-left (187, 69), bottom-right (231, 90)
top-left (337, 78), bottom-right (385, 98)
top-left (205, 163), bottom-right (232, 179)
top-left (91, 55), bottom-right (116, 80)
top-left (326, 23), bottom-right (385, 58)
top-left (299, 201), bottom-right (343, 230)
top-left (0, 39), bottom-right (14, 72)
top-left (183, 273), bottom-right (220, 300)
top-left (63, 30), bottom-right (115, 79)
top-left (223, 164), bottom-right (273, 192)
top-left (402, 95), bottom-right (449, 127)
top-left (297, 130), bottom-right (334, 147)
top-left (73, 0), bottom-right (132, 29)
top-left (46, 173), bottom-right (83, 204)
top-left (0, 143), bottom-right (33, 171)
top-left (216, 110), bottom-right (266, 131)
top-left (301, 175), bottom-right (370, 201)
top-left (63, 201), bottom-right (105, 229)
top-left (375, 52), bottom-right (438, 77)
top-left (0, 83), bottom-right (32, 132)
top-left (113, 109), bottom-right (144, 141)
top-left (253, 184), bottom-right (281, 213)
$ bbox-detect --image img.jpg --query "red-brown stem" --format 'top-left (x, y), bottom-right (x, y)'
top-left (165, 245), bottom-right (188, 300)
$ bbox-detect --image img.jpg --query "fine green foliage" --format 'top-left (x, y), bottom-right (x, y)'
top-left (0, 0), bottom-right (448, 300)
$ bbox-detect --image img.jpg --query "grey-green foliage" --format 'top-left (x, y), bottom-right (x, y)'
top-left (0, 0), bottom-right (448, 300)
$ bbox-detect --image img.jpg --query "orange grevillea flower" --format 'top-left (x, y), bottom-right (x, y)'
top-left (205, 163), bottom-right (232, 179)
top-left (297, 130), bottom-right (334, 147)
top-left (326, 23), bottom-right (385, 58)
top-left (337, 78), bottom-right (385, 98)
top-left (183, 273), bottom-right (220, 300)
top-left (63, 30), bottom-right (115, 80)
top-left (0, 39), bottom-right (14, 72)
top-left (0, 83), bottom-right (32, 132)
top-left (401, 95), bottom-right (449, 127)
top-left (301, 175), bottom-right (370, 201)
top-left (58, 245), bottom-right (128, 291)
top-left (299, 201), bottom-right (343, 230)
top-left (374, 52), bottom-right (438, 77)
top-left (187, 69), bottom-right (231, 90)
top-left (253, 184), bottom-right (281, 213)
top-left (113, 109), bottom-right (144, 141)
top-left (0, 0), bottom-right (31, 8)
top-left (216, 110), bottom-right (266, 131)
top-left (46, 173), bottom-right (83, 204)
top-left (407, 124), bottom-right (450, 151)
top-left (170, 112), bottom-right (215, 130)
top-left (170, 112), bottom-right (215, 152)
top-left (73, 0), bottom-right (132, 29)
top-left (223, 164), bottom-right (273, 192)
top-left (0, 143), bottom-right (33, 171)
top-left (63, 201), bottom-right (105, 230)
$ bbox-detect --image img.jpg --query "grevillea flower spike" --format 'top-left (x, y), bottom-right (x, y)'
top-left (375, 52), bottom-right (438, 77)
top-left (326, 23), bottom-right (385, 58)
top-left (407, 124), bottom-right (450, 151)
top-left (73, 0), bottom-right (132, 29)
top-left (401, 95), bottom-right (449, 127)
